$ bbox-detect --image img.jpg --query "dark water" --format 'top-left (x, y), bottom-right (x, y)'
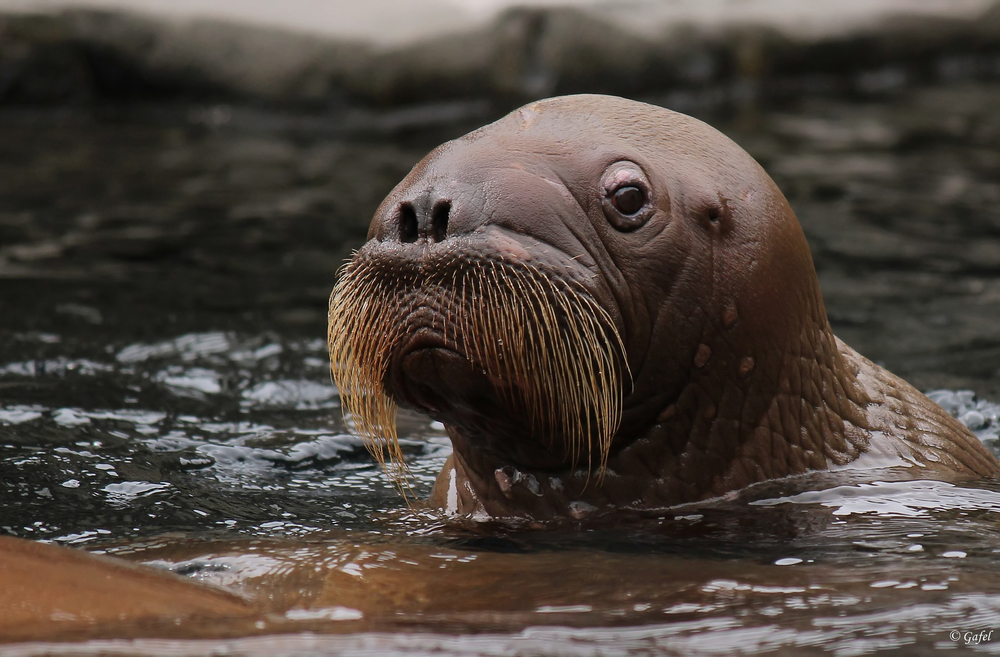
top-left (2, 81), bottom-right (1000, 655)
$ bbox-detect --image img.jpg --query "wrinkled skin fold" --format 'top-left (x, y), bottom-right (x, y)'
top-left (328, 94), bottom-right (1000, 519)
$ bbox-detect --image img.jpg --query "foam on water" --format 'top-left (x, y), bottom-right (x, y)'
top-left (927, 389), bottom-right (1000, 445)
top-left (751, 479), bottom-right (1000, 517)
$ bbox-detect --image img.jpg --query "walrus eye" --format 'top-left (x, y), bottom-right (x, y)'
top-left (612, 186), bottom-right (644, 215)
top-left (601, 160), bottom-right (654, 231)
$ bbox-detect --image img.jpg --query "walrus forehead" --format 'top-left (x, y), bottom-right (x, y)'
top-left (439, 95), bottom-right (777, 218)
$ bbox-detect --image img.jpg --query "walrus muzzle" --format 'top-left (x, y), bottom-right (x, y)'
top-left (328, 239), bottom-right (628, 485)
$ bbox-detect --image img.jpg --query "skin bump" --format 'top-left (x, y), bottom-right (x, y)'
top-left (488, 232), bottom-right (533, 263)
top-left (694, 344), bottom-right (712, 368)
top-left (495, 468), bottom-right (514, 497)
top-left (722, 303), bottom-right (739, 329)
top-left (657, 404), bottom-right (677, 423)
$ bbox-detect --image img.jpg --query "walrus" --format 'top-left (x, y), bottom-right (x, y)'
top-left (0, 535), bottom-right (252, 642)
top-left (328, 94), bottom-right (999, 519)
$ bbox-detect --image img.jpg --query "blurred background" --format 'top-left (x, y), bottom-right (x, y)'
top-left (1, 0), bottom-right (999, 394)
top-left (0, 0), bottom-right (999, 562)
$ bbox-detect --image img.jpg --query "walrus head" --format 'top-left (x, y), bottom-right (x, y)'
top-left (329, 94), bottom-right (836, 494)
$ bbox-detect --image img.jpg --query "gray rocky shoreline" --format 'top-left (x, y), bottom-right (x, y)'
top-left (1, 3), bottom-right (999, 109)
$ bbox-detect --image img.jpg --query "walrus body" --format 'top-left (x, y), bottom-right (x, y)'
top-left (0, 535), bottom-right (252, 642)
top-left (328, 94), bottom-right (999, 519)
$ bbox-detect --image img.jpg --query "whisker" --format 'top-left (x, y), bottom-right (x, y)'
top-left (328, 252), bottom-right (628, 495)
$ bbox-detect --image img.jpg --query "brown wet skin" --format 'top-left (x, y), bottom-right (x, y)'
top-left (332, 94), bottom-right (1000, 520)
top-left (0, 535), bottom-right (252, 642)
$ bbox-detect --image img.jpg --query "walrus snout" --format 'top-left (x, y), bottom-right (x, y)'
top-left (330, 232), bottom-right (628, 474)
top-left (370, 174), bottom-right (484, 246)
top-left (395, 196), bottom-right (451, 244)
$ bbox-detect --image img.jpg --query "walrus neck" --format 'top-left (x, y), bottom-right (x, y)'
top-left (430, 315), bottom-right (996, 520)
top-left (645, 321), bottom-right (873, 502)
top-left (431, 316), bottom-right (869, 519)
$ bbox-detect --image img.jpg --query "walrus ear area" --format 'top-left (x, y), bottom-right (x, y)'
top-left (599, 160), bottom-right (655, 232)
top-left (693, 193), bottom-right (734, 234)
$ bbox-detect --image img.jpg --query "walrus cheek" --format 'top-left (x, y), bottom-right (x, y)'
top-left (486, 232), bottom-right (533, 263)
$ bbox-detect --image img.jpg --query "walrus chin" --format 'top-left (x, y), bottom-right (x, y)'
top-left (328, 235), bottom-right (629, 488)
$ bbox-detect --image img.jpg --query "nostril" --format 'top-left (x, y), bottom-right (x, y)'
top-left (431, 201), bottom-right (450, 242)
top-left (399, 203), bottom-right (418, 243)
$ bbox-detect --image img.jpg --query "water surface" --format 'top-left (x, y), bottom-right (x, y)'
top-left (1, 81), bottom-right (1000, 654)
